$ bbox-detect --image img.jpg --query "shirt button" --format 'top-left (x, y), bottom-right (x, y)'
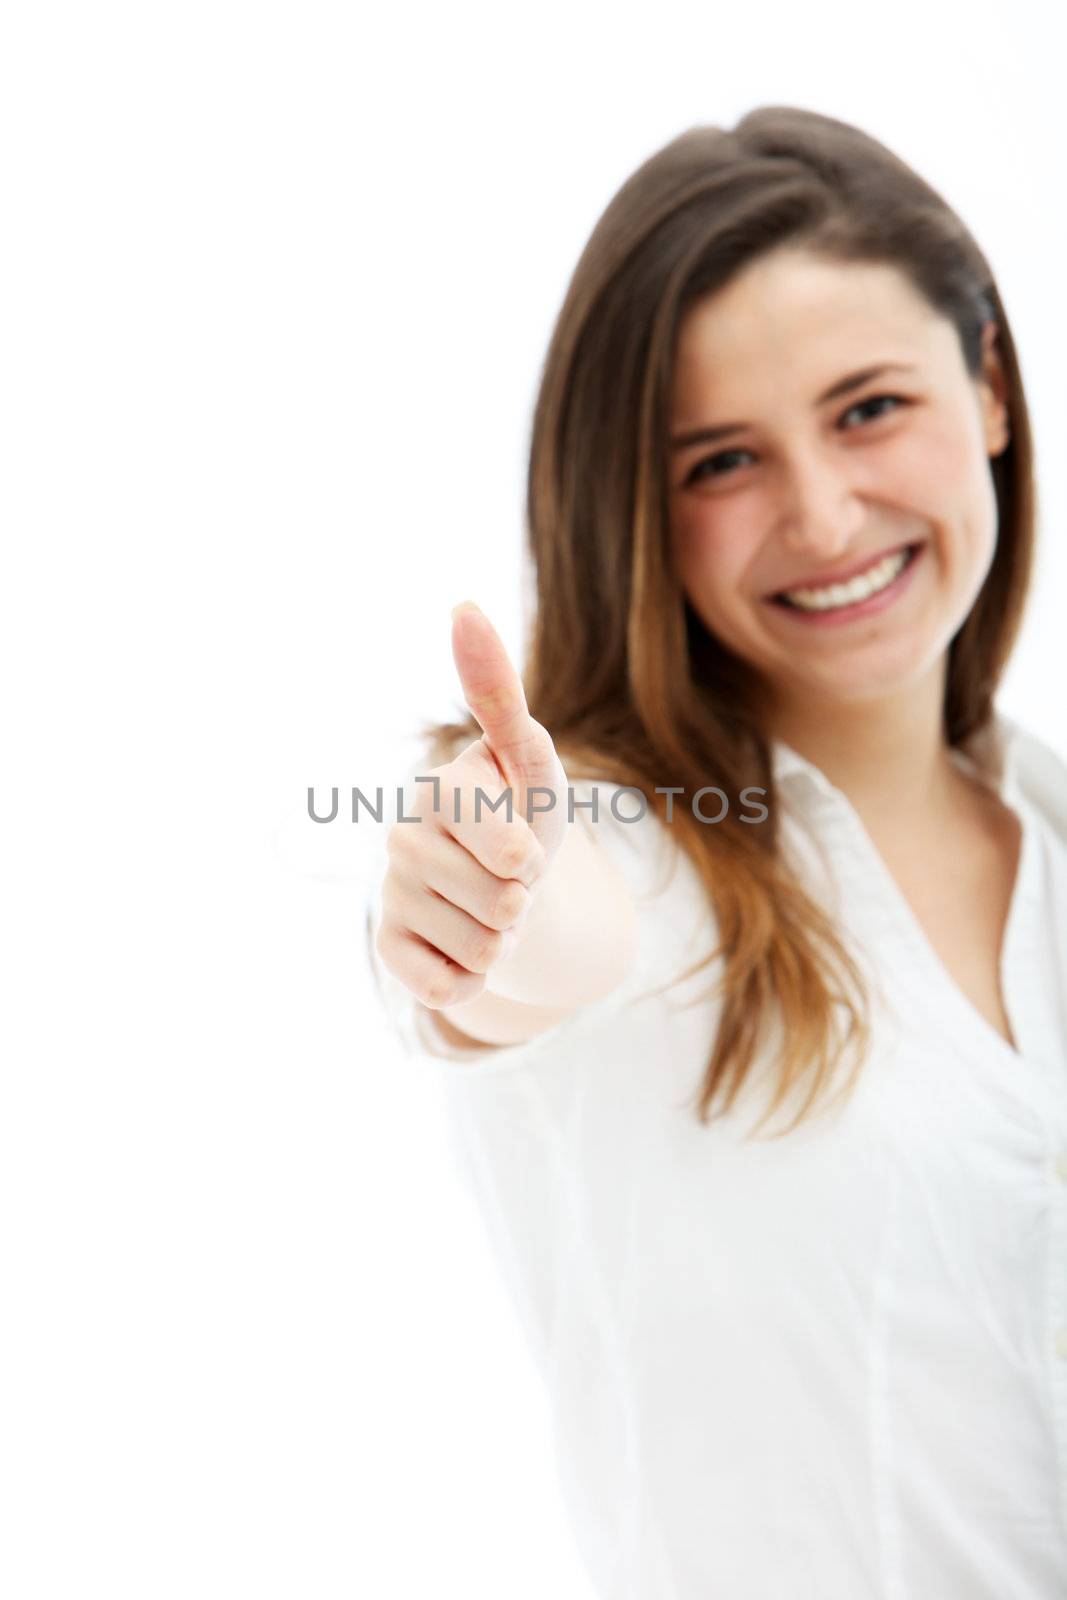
top-left (1057, 1331), bottom-right (1067, 1360)
top-left (1056, 1153), bottom-right (1067, 1183)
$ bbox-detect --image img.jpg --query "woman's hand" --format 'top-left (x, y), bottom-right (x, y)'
top-left (375, 603), bottom-right (571, 1010)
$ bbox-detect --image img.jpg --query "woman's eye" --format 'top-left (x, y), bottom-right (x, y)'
top-left (682, 394), bottom-right (907, 487)
top-left (685, 446), bottom-right (754, 484)
top-left (839, 392), bottom-right (906, 428)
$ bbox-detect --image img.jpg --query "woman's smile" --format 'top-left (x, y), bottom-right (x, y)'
top-left (763, 540), bottom-right (925, 628)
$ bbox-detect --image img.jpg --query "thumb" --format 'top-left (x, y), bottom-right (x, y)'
top-left (450, 602), bottom-right (561, 792)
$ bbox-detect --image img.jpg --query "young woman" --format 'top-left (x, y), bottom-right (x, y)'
top-left (369, 105), bottom-right (1067, 1596)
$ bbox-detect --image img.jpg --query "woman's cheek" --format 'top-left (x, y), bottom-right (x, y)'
top-left (674, 494), bottom-right (755, 557)
top-left (675, 540), bottom-right (757, 635)
top-left (890, 420), bottom-right (974, 507)
top-left (673, 511), bottom-right (735, 593)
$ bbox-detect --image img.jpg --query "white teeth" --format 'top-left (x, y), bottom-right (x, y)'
top-left (781, 547), bottom-right (911, 611)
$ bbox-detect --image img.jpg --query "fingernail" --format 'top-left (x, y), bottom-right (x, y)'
top-left (451, 601), bottom-right (482, 621)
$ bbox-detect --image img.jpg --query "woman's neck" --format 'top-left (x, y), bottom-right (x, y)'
top-left (763, 668), bottom-right (974, 837)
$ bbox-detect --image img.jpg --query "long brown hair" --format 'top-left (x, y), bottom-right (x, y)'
top-left (419, 106), bottom-right (1037, 1138)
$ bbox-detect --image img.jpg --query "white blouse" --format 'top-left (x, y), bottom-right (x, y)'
top-left (367, 706), bottom-right (1067, 1599)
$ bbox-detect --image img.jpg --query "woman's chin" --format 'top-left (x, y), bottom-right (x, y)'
top-left (758, 634), bottom-right (947, 709)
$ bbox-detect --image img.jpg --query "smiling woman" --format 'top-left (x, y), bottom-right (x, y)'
top-left (668, 249), bottom-right (1011, 695)
top-left (368, 105), bottom-right (1067, 1597)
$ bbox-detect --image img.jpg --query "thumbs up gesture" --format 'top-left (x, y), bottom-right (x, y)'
top-left (375, 603), bottom-right (571, 1011)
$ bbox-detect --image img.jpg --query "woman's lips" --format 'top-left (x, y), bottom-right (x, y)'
top-left (767, 539), bottom-right (917, 600)
top-left (765, 541), bottom-right (925, 626)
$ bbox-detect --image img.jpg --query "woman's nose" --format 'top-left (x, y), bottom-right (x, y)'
top-left (777, 447), bottom-right (866, 557)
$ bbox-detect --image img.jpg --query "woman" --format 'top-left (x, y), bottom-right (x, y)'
top-left (369, 105), bottom-right (1067, 1597)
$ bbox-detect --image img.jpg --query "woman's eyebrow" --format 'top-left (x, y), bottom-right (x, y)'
top-left (669, 362), bottom-right (919, 451)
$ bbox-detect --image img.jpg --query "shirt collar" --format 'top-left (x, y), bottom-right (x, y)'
top-left (948, 707), bottom-right (1025, 804)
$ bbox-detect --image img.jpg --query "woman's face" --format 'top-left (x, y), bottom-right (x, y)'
top-left (667, 247), bottom-right (1011, 716)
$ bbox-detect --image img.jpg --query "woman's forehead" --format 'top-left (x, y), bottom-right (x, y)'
top-left (677, 255), bottom-right (932, 359)
top-left (670, 264), bottom-right (945, 412)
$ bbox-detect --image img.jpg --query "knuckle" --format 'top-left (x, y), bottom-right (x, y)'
top-left (385, 823), bottom-right (413, 860)
top-left (463, 925), bottom-right (504, 973)
top-left (489, 879), bottom-right (529, 929)
top-left (441, 971), bottom-right (485, 1008)
top-left (424, 972), bottom-right (457, 1008)
top-left (374, 924), bottom-right (411, 987)
top-left (470, 682), bottom-right (521, 721)
top-left (377, 875), bottom-right (402, 918)
top-left (498, 833), bottom-right (533, 876)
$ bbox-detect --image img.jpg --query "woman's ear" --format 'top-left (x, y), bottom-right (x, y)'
top-left (978, 319), bottom-right (1011, 458)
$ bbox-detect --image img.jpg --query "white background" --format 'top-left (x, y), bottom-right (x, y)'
top-left (2, 2), bottom-right (1064, 1595)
